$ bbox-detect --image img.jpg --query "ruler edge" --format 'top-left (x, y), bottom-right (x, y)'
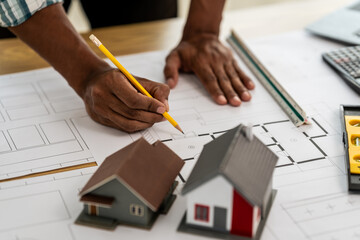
top-left (227, 30), bottom-right (307, 127)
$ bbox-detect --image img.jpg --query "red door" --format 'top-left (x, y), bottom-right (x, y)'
top-left (230, 189), bottom-right (254, 237)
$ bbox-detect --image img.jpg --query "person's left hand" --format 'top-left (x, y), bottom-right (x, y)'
top-left (164, 33), bottom-right (255, 106)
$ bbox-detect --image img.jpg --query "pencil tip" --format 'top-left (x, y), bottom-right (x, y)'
top-left (175, 125), bottom-right (184, 134)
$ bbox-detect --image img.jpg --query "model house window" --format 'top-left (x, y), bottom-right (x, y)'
top-left (130, 204), bottom-right (144, 217)
top-left (195, 204), bottom-right (209, 222)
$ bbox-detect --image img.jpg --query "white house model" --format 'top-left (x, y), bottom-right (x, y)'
top-left (181, 124), bottom-right (278, 238)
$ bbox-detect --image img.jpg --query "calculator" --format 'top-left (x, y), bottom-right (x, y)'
top-left (323, 46), bottom-right (360, 94)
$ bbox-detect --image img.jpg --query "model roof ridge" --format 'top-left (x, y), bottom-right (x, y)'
top-left (181, 124), bottom-right (242, 195)
top-left (112, 138), bottom-right (160, 211)
top-left (216, 124), bottom-right (265, 204)
top-left (182, 124), bottom-right (278, 207)
top-left (79, 138), bottom-right (166, 196)
top-left (220, 129), bottom-right (278, 206)
top-left (217, 125), bottom-right (253, 196)
top-left (220, 129), bottom-right (262, 206)
top-left (79, 137), bottom-right (184, 212)
top-left (114, 139), bottom-right (182, 211)
top-left (218, 125), bottom-right (245, 172)
top-left (79, 139), bottom-right (139, 196)
top-left (114, 138), bottom-right (153, 175)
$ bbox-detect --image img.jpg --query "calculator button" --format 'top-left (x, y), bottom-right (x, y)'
top-left (323, 47), bottom-right (360, 94)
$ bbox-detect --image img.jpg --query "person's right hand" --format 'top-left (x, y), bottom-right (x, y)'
top-left (81, 68), bottom-right (170, 133)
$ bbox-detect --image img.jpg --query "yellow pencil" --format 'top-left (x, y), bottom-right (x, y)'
top-left (89, 34), bottom-right (184, 134)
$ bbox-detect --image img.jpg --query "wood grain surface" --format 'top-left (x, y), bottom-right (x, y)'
top-left (0, 0), bottom-right (353, 75)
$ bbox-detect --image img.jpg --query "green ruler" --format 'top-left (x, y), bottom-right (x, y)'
top-left (227, 30), bottom-right (308, 127)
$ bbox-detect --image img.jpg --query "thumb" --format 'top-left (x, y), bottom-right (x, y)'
top-left (164, 51), bottom-right (181, 89)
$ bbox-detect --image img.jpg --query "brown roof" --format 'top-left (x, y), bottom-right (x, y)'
top-left (79, 138), bottom-right (184, 211)
top-left (80, 194), bottom-right (114, 207)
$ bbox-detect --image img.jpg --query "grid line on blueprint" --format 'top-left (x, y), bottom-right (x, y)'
top-left (155, 118), bottom-right (329, 167)
top-left (125, 116), bottom-right (336, 184)
top-left (281, 193), bottom-right (360, 240)
top-left (0, 190), bottom-right (71, 232)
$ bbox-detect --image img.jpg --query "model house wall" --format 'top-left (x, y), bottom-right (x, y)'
top-left (84, 178), bottom-right (154, 226)
top-left (186, 175), bottom-right (261, 236)
top-left (186, 175), bottom-right (233, 230)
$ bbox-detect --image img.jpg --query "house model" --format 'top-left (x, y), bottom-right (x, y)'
top-left (76, 137), bottom-right (184, 230)
top-left (178, 124), bottom-right (278, 239)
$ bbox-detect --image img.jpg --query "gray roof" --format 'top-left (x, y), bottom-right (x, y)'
top-left (182, 124), bottom-right (278, 207)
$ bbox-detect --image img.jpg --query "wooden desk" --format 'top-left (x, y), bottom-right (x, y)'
top-left (0, 0), bottom-right (352, 75)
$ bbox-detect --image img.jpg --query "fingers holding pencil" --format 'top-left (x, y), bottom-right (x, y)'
top-left (83, 68), bottom-right (169, 132)
top-left (137, 76), bottom-right (170, 112)
top-left (89, 34), bottom-right (184, 134)
top-left (112, 74), bottom-right (169, 118)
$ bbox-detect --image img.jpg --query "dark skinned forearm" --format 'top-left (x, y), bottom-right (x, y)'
top-left (182, 0), bottom-right (226, 40)
top-left (8, 3), bottom-right (170, 133)
top-left (8, 3), bottom-right (111, 98)
top-left (164, 0), bottom-right (254, 106)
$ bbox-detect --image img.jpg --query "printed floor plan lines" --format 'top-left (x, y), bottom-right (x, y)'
top-left (0, 118), bottom-right (94, 183)
top-left (127, 112), bottom-right (343, 187)
top-left (256, 117), bottom-right (329, 167)
top-left (0, 70), bottom-right (95, 184)
top-left (134, 116), bottom-right (336, 168)
top-left (0, 190), bottom-right (71, 232)
top-left (0, 42), bottom-right (353, 240)
top-left (282, 193), bottom-right (360, 240)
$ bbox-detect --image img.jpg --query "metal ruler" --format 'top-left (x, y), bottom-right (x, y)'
top-left (227, 30), bottom-right (308, 127)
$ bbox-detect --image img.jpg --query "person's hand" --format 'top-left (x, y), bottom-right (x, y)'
top-left (164, 33), bottom-right (254, 106)
top-left (82, 68), bottom-right (170, 132)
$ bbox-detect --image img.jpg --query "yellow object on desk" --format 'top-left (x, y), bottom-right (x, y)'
top-left (344, 115), bottom-right (360, 174)
top-left (89, 34), bottom-right (183, 134)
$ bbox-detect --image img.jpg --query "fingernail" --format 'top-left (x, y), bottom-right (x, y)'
top-left (165, 100), bottom-right (169, 112)
top-left (167, 78), bottom-right (174, 88)
top-left (248, 81), bottom-right (255, 89)
top-left (217, 95), bottom-right (227, 104)
top-left (232, 96), bottom-right (241, 105)
top-left (157, 106), bottom-right (165, 114)
top-left (241, 92), bottom-right (251, 101)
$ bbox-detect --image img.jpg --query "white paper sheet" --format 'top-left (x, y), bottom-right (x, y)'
top-left (0, 31), bottom-right (357, 240)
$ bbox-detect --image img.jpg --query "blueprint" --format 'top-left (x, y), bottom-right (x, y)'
top-left (0, 31), bottom-right (358, 240)
top-left (0, 68), bottom-right (96, 184)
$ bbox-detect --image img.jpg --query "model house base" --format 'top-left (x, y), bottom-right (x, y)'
top-left (75, 210), bottom-right (119, 230)
top-left (177, 190), bottom-right (276, 240)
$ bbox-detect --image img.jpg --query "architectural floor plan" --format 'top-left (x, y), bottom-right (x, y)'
top-left (0, 69), bottom-right (97, 187)
top-left (0, 31), bottom-right (358, 240)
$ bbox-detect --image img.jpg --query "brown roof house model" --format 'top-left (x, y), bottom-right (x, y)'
top-left (178, 124), bottom-right (278, 240)
top-left (75, 137), bottom-right (184, 230)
